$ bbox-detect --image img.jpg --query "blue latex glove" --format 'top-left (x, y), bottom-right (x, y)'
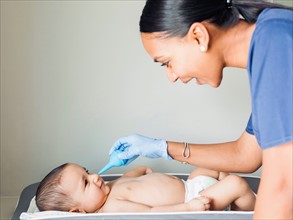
top-left (109, 134), bottom-right (173, 165)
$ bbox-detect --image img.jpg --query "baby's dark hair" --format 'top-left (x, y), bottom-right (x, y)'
top-left (36, 163), bottom-right (76, 211)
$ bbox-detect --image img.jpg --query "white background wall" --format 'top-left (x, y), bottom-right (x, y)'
top-left (2, 0), bottom-right (291, 219)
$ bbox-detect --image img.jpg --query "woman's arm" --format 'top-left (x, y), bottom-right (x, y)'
top-left (167, 131), bottom-right (262, 173)
top-left (122, 165), bottom-right (153, 177)
top-left (254, 142), bottom-right (292, 220)
top-left (110, 132), bottom-right (262, 173)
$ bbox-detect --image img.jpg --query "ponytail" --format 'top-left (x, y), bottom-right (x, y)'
top-left (233, 0), bottom-right (292, 23)
top-left (140, 0), bottom-right (292, 38)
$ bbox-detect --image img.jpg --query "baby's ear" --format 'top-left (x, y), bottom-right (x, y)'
top-left (69, 207), bottom-right (86, 213)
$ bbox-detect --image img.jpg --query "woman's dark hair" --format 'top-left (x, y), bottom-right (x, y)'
top-left (140, 0), bottom-right (292, 38)
top-left (36, 163), bottom-right (75, 211)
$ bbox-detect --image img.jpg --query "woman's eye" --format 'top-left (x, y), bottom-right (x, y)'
top-left (161, 61), bottom-right (169, 67)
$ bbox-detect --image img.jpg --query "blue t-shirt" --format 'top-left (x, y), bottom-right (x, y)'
top-left (246, 8), bottom-right (293, 150)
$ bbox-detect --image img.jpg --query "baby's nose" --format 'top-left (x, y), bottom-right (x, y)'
top-left (89, 173), bottom-right (100, 183)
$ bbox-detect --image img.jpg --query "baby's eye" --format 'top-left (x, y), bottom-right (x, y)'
top-left (84, 179), bottom-right (88, 187)
top-left (83, 167), bottom-right (90, 174)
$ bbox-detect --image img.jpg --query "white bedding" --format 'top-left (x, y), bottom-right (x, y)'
top-left (21, 210), bottom-right (254, 220)
top-left (20, 196), bottom-right (254, 220)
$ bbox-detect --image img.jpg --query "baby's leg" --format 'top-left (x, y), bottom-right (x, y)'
top-left (200, 175), bottom-right (256, 211)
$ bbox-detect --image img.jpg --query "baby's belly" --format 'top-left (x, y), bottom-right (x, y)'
top-left (116, 173), bottom-right (185, 207)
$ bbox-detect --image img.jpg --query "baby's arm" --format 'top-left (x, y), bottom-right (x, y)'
top-left (122, 165), bottom-right (153, 177)
top-left (100, 197), bottom-right (210, 213)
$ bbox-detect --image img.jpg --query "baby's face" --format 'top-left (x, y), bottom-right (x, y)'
top-left (60, 164), bottom-right (110, 213)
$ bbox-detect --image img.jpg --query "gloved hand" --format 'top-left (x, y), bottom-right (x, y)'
top-left (109, 134), bottom-right (173, 165)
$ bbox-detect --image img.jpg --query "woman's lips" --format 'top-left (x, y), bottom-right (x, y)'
top-left (194, 78), bottom-right (200, 85)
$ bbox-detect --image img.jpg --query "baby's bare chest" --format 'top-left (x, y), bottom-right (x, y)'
top-left (108, 173), bottom-right (185, 206)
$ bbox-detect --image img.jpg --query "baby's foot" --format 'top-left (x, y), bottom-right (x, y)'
top-left (187, 196), bottom-right (211, 211)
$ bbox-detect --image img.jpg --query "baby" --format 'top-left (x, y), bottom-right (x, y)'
top-left (36, 164), bottom-right (256, 213)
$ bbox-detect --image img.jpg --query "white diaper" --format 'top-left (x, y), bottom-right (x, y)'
top-left (183, 175), bottom-right (218, 202)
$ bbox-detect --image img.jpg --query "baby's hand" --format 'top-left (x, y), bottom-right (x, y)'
top-left (187, 196), bottom-right (211, 211)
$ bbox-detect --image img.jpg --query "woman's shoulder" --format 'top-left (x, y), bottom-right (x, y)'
top-left (257, 8), bottom-right (293, 24)
top-left (253, 8), bottom-right (292, 40)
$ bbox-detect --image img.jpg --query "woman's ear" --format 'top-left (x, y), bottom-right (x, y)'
top-left (187, 22), bottom-right (210, 52)
top-left (69, 207), bottom-right (86, 213)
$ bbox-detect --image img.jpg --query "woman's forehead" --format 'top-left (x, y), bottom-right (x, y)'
top-left (142, 33), bottom-right (188, 57)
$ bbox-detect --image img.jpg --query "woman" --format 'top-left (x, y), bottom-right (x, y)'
top-left (110, 0), bottom-right (292, 219)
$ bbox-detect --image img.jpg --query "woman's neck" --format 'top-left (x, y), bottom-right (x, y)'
top-left (208, 20), bottom-right (256, 68)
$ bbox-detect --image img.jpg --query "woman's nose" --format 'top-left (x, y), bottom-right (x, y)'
top-left (166, 71), bottom-right (178, 83)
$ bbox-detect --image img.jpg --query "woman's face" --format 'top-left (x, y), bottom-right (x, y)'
top-left (141, 32), bottom-right (224, 88)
